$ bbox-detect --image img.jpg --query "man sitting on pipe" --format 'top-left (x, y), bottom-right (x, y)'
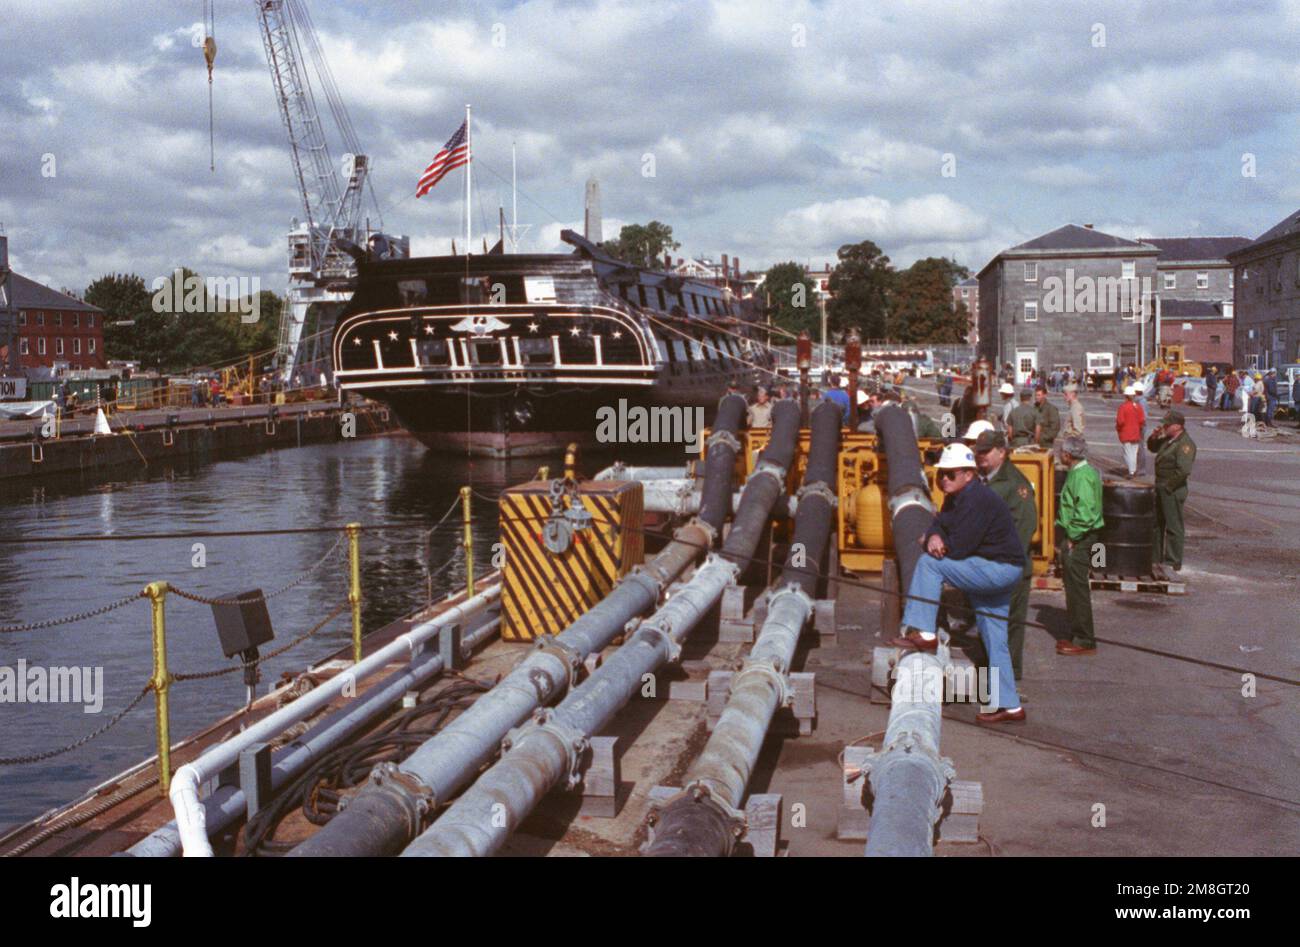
top-left (889, 442), bottom-right (1026, 724)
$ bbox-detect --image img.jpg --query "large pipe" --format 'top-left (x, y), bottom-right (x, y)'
top-left (643, 400), bottom-right (841, 856)
top-left (286, 396), bottom-right (750, 857)
top-left (864, 646), bottom-right (951, 857)
top-left (399, 400), bottom-right (802, 857)
top-left (873, 401), bottom-right (935, 595)
top-left (167, 584), bottom-right (500, 856)
top-left (124, 617), bottom-right (500, 857)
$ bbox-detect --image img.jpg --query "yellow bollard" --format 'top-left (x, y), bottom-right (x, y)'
top-left (145, 581), bottom-right (172, 795)
top-left (460, 486), bottom-right (474, 599)
top-left (346, 523), bottom-right (363, 663)
top-left (564, 442), bottom-right (578, 481)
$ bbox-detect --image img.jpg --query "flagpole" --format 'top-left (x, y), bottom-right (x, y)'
top-left (465, 104), bottom-right (472, 256)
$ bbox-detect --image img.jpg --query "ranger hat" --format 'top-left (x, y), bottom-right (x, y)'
top-left (973, 429), bottom-right (1007, 452)
top-left (935, 442), bottom-right (978, 470)
top-left (1161, 409), bottom-right (1185, 426)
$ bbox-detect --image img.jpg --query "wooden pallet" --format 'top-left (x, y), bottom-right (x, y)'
top-left (1032, 573), bottom-right (1186, 594)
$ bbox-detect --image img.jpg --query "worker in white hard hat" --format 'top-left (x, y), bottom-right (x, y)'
top-left (998, 382), bottom-right (1016, 429)
top-left (1116, 384), bottom-right (1145, 477)
top-left (890, 442), bottom-right (1026, 724)
top-left (963, 419), bottom-right (995, 443)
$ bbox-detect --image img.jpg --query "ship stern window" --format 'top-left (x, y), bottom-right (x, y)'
top-left (520, 337), bottom-right (554, 365)
top-left (473, 340), bottom-right (502, 365)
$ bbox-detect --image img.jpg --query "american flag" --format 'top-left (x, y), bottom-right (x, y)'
top-left (415, 121), bottom-right (470, 198)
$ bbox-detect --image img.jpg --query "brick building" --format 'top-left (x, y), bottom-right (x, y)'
top-left (977, 224), bottom-right (1159, 385)
top-left (10, 272), bottom-right (105, 371)
top-left (1143, 236), bottom-right (1249, 367)
top-left (1225, 209), bottom-right (1300, 371)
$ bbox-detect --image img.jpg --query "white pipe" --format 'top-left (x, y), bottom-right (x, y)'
top-left (170, 584), bottom-right (500, 856)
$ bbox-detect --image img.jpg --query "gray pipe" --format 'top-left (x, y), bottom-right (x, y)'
top-left (864, 647), bottom-right (951, 857)
top-left (698, 393), bottom-right (749, 532)
top-left (287, 400), bottom-right (750, 857)
top-left (643, 401), bottom-right (841, 857)
top-left (873, 401), bottom-right (935, 600)
top-left (399, 406), bottom-right (802, 858)
top-left (124, 616), bottom-right (500, 857)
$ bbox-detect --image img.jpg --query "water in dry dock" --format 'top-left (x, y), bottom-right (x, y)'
top-left (0, 433), bottom-right (567, 833)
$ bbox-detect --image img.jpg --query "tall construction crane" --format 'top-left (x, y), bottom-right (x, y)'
top-left (252, 0), bottom-right (406, 384)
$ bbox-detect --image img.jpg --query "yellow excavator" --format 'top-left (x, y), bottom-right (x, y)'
top-left (1142, 344), bottom-right (1202, 378)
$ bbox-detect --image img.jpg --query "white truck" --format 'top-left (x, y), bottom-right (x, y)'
top-left (1085, 351), bottom-right (1116, 390)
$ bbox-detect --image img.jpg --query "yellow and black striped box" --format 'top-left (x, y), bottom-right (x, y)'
top-left (499, 480), bottom-right (645, 641)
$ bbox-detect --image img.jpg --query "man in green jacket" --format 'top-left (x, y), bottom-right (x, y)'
top-left (1146, 409), bottom-right (1197, 576)
top-left (974, 430), bottom-right (1038, 681)
top-left (1007, 388), bottom-right (1038, 447)
top-left (1033, 387), bottom-right (1061, 448)
top-left (1056, 434), bottom-right (1104, 655)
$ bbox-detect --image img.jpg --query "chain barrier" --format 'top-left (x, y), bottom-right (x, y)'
top-left (0, 590), bottom-right (146, 635)
top-left (0, 683), bottom-right (154, 766)
top-left (171, 601), bottom-right (350, 682)
top-left (168, 533), bottom-right (346, 606)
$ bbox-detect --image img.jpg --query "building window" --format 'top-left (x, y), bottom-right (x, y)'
top-left (89, 338), bottom-right (97, 354)
top-left (1121, 260), bottom-right (1136, 280)
top-left (38, 337), bottom-right (46, 355)
top-left (1196, 271), bottom-right (1209, 290)
top-left (1229, 270), bottom-right (1235, 289)
top-left (960, 288), bottom-right (969, 297)
top-left (1164, 273), bottom-right (1176, 290)
top-left (73, 338), bottom-right (81, 355)
top-left (54, 313), bottom-right (62, 327)
top-left (56, 338), bottom-right (64, 355)
top-left (1209, 335), bottom-right (1221, 344)
top-left (88, 314), bottom-right (95, 328)
top-left (1023, 301), bottom-right (1038, 322)
top-left (17, 311), bottom-right (26, 326)
top-left (1223, 301), bottom-right (1234, 320)
top-left (37, 312), bottom-right (45, 326)
top-left (19, 338), bottom-right (29, 355)
top-left (1023, 262), bottom-right (1037, 283)
top-left (73, 313), bottom-right (80, 327)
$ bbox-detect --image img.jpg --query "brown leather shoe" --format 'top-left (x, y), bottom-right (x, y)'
top-left (889, 631), bottom-right (938, 652)
top-left (1056, 641), bottom-right (1097, 656)
top-left (976, 707), bottom-right (1026, 725)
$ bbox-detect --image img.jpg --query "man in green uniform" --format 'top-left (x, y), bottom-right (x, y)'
top-left (1146, 409), bottom-right (1197, 576)
top-left (1007, 388), bottom-right (1038, 447)
top-left (974, 430), bottom-right (1038, 681)
top-left (1056, 434), bottom-right (1104, 655)
top-left (1033, 387), bottom-right (1061, 448)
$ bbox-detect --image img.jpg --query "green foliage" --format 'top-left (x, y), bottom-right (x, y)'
top-left (85, 269), bottom-right (281, 372)
top-left (889, 257), bottom-right (971, 343)
top-left (827, 240), bottom-right (892, 338)
top-left (761, 261), bottom-right (818, 334)
top-left (600, 221), bottom-right (680, 269)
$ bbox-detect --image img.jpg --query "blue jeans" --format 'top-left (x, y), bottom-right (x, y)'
top-left (901, 554), bottom-right (1023, 710)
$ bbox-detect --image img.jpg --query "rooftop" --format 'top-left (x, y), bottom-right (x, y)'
top-left (1142, 236), bottom-right (1251, 262)
top-left (9, 272), bottom-right (102, 313)
top-left (1007, 224), bottom-right (1158, 254)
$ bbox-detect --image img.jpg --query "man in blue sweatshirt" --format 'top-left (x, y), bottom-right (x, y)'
top-left (889, 442), bottom-right (1026, 723)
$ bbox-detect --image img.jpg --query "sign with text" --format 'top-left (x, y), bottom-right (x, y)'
top-left (0, 377), bottom-right (26, 400)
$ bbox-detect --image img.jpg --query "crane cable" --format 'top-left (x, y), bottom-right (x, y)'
top-left (203, 2), bottom-right (216, 173)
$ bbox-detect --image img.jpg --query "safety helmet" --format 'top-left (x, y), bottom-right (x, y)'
top-left (935, 443), bottom-right (977, 470)
top-left (963, 419), bottom-right (995, 441)
top-left (998, 382), bottom-right (1015, 395)
top-left (1123, 385), bottom-right (1137, 396)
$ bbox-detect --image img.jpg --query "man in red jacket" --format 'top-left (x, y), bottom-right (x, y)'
top-left (1116, 385), bottom-right (1146, 477)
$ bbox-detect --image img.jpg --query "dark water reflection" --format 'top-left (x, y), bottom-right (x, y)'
top-left (0, 433), bottom-right (655, 833)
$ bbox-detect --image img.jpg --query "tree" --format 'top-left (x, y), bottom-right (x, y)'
top-left (889, 257), bottom-right (971, 343)
top-left (760, 261), bottom-right (818, 335)
top-left (827, 240), bottom-right (892, 339)
top-left (85, 273), bottom-right (165, 368)
top-left (601, 221), bottom-right (680, 269)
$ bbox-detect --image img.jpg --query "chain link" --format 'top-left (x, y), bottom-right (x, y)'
top-left (171, 601), bottom-right (350, 682)
top-left (169, 533), bottom-right (346, 606)
top-left (0, 590), bottom-right (146, 635)
top-left (0, 683), bottom-right (153, 765)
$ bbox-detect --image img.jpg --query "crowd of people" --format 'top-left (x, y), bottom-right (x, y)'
top-left (735, 364), bottom-right (1203, 726)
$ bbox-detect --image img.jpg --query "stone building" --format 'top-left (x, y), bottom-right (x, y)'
top-left (1225, 209), bottom-right (1300, 371)
top-left (952, 276), bottom-right (979, 345)
top-left (977, 224), bottom-right (1159, 386)
top-left (1144, 236), bottom-right (1249, 367)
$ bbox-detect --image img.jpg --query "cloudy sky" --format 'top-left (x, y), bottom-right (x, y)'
top-left (4, 0), bottom-right (1300, 295)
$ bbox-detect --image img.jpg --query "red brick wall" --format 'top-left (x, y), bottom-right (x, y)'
top-left (15, 307), bottom-right (106, 370)
top-left (1155, 317), bottom-right (1233, 366)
